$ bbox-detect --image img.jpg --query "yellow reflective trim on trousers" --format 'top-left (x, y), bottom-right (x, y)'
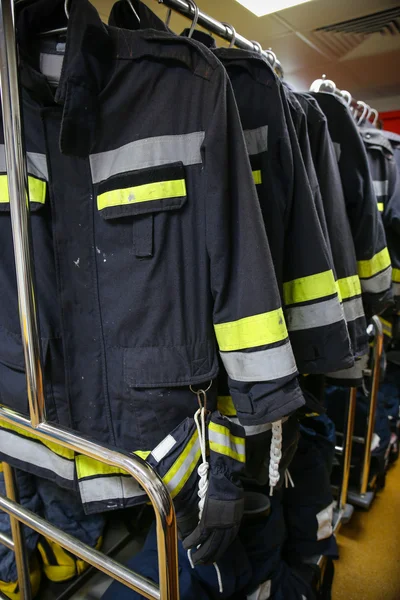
top-left (283, 270), bottom-right (337, 306)
top-left (76, 450), bottom-right (151, 479)
top-left (209, 422), bottom-right (246, 463)
top-left (163, 431), bottom-right (198, 489)
top-left (217, 395), bottom-right (237, 417)
top-left (0, 420), bottom-right (74, 460)
top-left (252, 170), bottom-right (262, 185)
top-left (214, 308), bottom-right (288, 352)
top-left (97, 179), bottom-right (186, 210)
top-left (357, 247), bottom-right (391, 279)
top-left (0, 174), bottom-right (46, 205)
top-left (337, 275), bottom-right (362, 300)
top-left (378, 202), bottom-right (384, 212)
top-left (393, 268), bottom-right (400, 283)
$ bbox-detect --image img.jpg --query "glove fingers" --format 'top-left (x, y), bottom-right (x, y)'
top-left (190, 527), bottom-right (240, 566)
top-left (182, 525), bottom-right (206, 552)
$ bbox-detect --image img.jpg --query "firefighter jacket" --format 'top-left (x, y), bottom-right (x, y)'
top-left (0, 0), bottom-right (304, 512)
top-left (108, 0), bottom-right (170, 32)
top-left (312, 93), bottom-right (392, 318)
top-left (213, 49), bottom-right (353, 376)
top-left (295, 93), bottom-right (368, 359)
top-left (361, 128), bottom-right (400, 307)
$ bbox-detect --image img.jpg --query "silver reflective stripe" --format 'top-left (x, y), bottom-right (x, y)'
top-left (79, 475), bottom-right (146, 506)
top-left (285, 296), bottom-right (344, 332)
top-left (360, 266), bottom-right (392, 294)
top-left (0, 145), bottom-right (48, 180)
top-left (393, 282), bottom-right (400, 297)
top-left (209, 428), bottom-right (245, 457)
top-left (343, 296), bottom-right (365, 323)
top-left (247, 579), bottom-right (271, 600)
top-left (40, 53), bottom-right (64, 85)
top-left (228, 416), bottom-right (289, 437)
top-left (90, 132), bottom-right (205, 184)
top-left (373, 180), bottom-right (389, 197)
top-left (327, 354), bottom-right (368, 381)
top-left (244, 126), bottom-right (268, 156)
top-left (0, 430), bottom-right (74, 481)
top-left (316, 501), bottom-right (335, 541)
top-left (333, 142), bottom-right (341, 161)
top-left (219, 340), bottom-right (297, 382)
top-left (151, 434), bottom-right (176, 463)
top-left (165, 436), bottom-right (200, 494)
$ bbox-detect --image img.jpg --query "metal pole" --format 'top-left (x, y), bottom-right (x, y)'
top-left (0, 406), bottom-right (180, 600)
top-left (360, 316), bottom-right (384, 494)
top-left (0, 492), bottom-right (160, 600)
top-left (0, 530), bottom-right (14, 551)
top-left (158, 0), bottom-right (259, 50)
top-left (0, 0), bottom-right (46, 428)
top-left (339, 387), bottom-right (357, 510)
top-left (2, 463), bottom-right (31, 600)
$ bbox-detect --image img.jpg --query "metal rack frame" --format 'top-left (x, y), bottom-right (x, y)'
top-left (0, 1), bottom-right (180, 598)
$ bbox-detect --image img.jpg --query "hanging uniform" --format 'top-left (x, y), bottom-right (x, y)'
top-left (108, 0), bottom-right (170, 31)
top-left (212, 48), bottom-right (352, 376)
top-left (295, 93), bottom-right (368, 359)
top-left (312, 93), bottom-right (392, 318)
top-left (0, 0), bottom-right (304, 513)
top-left (360, 128), bottom-right (400, 307)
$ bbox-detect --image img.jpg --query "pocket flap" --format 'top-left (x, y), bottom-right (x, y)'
top-left (0, 326), bottom-right (48, 371)
top-left (0, 175), bottom-right (47, 213)
top-left (96, 162), bottom-right (187, 220)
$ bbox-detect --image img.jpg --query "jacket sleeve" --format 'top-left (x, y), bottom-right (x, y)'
top-left (279, 88), bottom-right (353, 375)
top-left (383, 157), bottom-right (400, 307)
top-left (203, 67), bottom-right (304, 426)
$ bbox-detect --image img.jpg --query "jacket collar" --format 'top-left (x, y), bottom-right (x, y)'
top-left (17, 0), bottom-right (113, 156)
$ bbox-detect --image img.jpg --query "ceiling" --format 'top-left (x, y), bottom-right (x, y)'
top-left (92, 0), bottom-right (400, 111)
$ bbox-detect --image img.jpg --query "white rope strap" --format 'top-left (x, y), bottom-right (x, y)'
top-left (269, 420), bottom-right (283, 496)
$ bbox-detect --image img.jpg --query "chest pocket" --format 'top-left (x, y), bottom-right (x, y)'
top-left (96, 162), bottom-right (187, 258)
top-left (0, 174), bottom-right (47, 212)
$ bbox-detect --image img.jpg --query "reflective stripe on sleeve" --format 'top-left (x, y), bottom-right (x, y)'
top-left (162, 431), bottom-right (201, 499)
top-left (379, 317), bottom-right (392, 338)
top-left (219, 340), bottom-right (297, 381)
top-left (76, 451), bottom-right (151, 480)
top-left (90, 132), bottom-right (205, 184)
top-left (0, 429), bottom-right (75, 482)
top-left (373, 180), bottom-right (389, 197)
top-left (97, 179), bottom-right (186, 210)
top-left (79, 476), bottom-right (146, 506)
top-left (394, 282), bottom-right (400, 298)
top-left (0, 421), bottom-right (74, 460)
top-left (337, 275), bottom-right (362, 300)
top-left (0, 146), bottom-right (48, 181)
top-left (0, 175), bottom-right (46, 205)
top-left (357, 247), bottom-right (391, 279)
top-left (214, 308), bottom-right (288, 352)
top-left (360, 266), bottom-right (392, 294)
top-left (393, 268), bottom-right (400, 283)
top-left (227, 415), bottom-right (289, 437)
top-left (243, 126), bottom-right (268, 156)
top-left (342, 297), bottom-right (365, 323)
top-left (283, 270), bottom-right (337, 306)
top-left (285, 296), bottom-right (344, 332)
top-left (327, 354), bottom-right (368, 381)
top-left (209, 421), bottom-right (245, 463)
top-left (252, 170), bottom-right (262, 185)
top-left (217, 395), bottom-right (237, 417)
top-left (378, 202), bottom-right (384, 212)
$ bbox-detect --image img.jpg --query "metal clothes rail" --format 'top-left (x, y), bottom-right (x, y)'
top-left (0, 0), bottom-right (180, 598)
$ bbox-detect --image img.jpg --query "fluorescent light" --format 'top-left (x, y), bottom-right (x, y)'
top-left (235, 0), bottom-right (313, 17)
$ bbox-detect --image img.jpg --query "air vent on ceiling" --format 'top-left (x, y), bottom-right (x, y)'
top-left (316, 7), bottom-right (400, 36)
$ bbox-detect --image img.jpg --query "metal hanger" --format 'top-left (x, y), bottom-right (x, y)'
top-left (369, 108), bottom-right (379, 127)
top-left (356, 101), bottom-right (369, 125)
top-left (264, 48), bottom-right (277, 68)
top-left (251, 40), bottom-right (262, 53)
top-left (221, 22), bottom-right (237, 48)
top-left (126, 0), bottom-right (140, 23)
top-left (165, 8), bottom-right (172, 27)
top-left (341, 90), bottom-right (352, 106)
top-left (39, 0), bottom-right (69, 37)
top-left (310, 74), bottom-right (336, 94)
top-left (186, 0), bottom-right (200, 38)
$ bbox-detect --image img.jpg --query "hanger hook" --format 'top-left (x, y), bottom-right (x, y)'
top-left (186, 0), bottom-right (200, 38)
top-left (126, 0), bottom-right (140, 22)
top-left (165, 8), bottom-right (172, 27)
top-left (251, 40), bottom-right (263, 54)
top-left (221, 22), bottom-right (237, 48)
top-left (341, 90), bottom-right (352, 106)
top-left (370, 108), bottom-right (379, 126)
top-left (356, 101), bottom-right (368, 125)
top-left (64, 0), bottom-right (70, 18)
top-left (264, 48), bottom-right (277, 68)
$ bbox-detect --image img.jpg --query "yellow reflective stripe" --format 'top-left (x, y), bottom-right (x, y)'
top-left (76, 455), bottom-right (128, 478)
top-left (357, 247), bottom-right (391, 279)
top-left (337, 275), bottom-right (362, 300)
top-left (134, 450), bottom-right (151, 460)
top-left (283, 270), bottom-right (337, 306)
top-left (0, 174), bottom-right (46, 204)
top-left (378, 202), bottom-right (384, 212)
top-left (163, 432), bottom-right (198, 490)
top-left (379, 317), bottom-right (392, 338)
top-left (393, 268), bottom-right (400, 283)
top-left (168, 445), bottom-right (201, 499)
top-left (209, 421), bottom-right (246, 463)
top-left (97, 179), bottom-right (186, 210)
top-left (252, 170), bottom-right (262, 185)
top-left (217, 395), bottom-right (237, 417)
top-left (0, 420), bottom-right (74, 460)
top-left (214, 308), bottom-right (288, 352)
